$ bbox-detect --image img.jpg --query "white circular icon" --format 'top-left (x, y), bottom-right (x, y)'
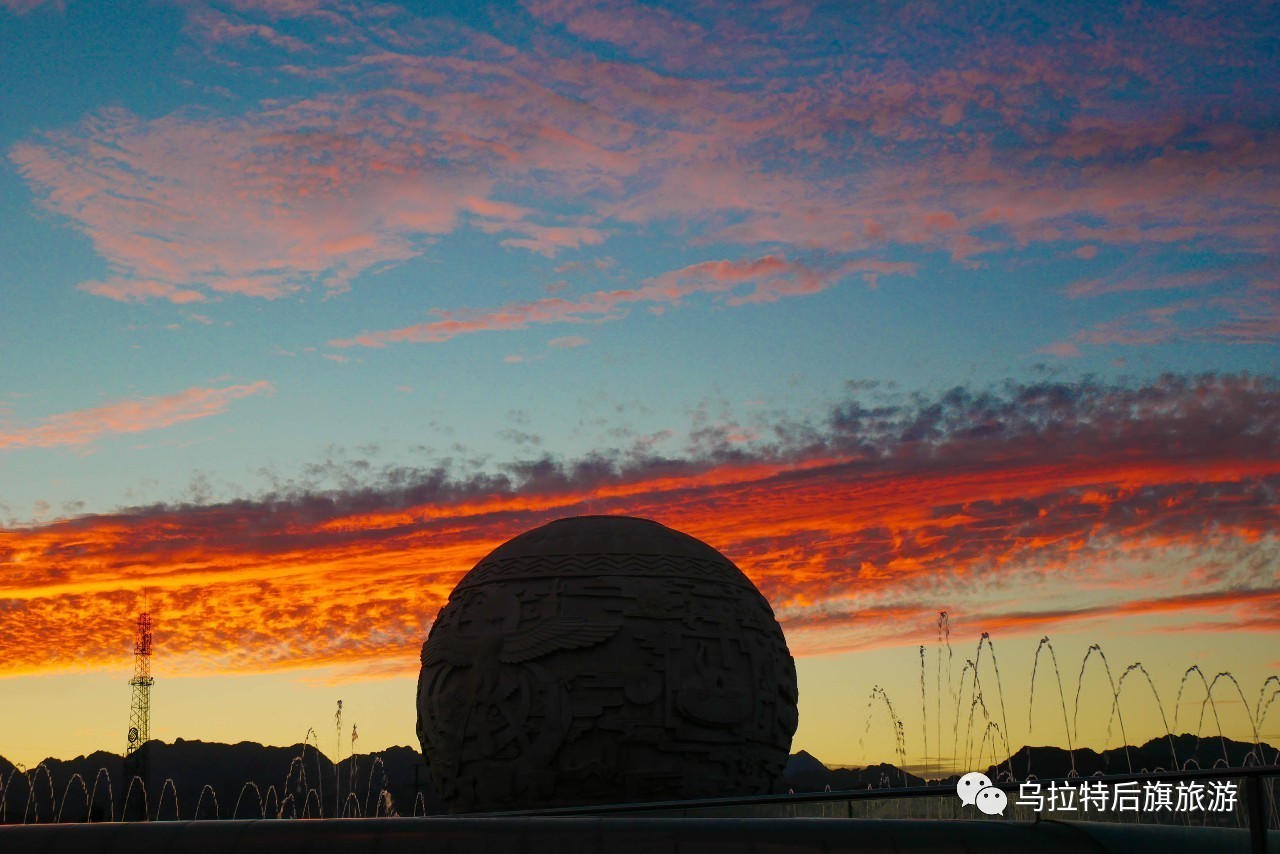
top-left (956, 771), bottom-right (992, 806)
top-left (976, 785), bottom-right (1008, 816)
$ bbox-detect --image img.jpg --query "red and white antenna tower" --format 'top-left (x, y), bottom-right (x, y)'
top-left (123, 590), bottom-right (155, 815)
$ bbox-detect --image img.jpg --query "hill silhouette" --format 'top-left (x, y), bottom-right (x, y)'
top-left (0, 739), bottom-right (443, 823)
top-left (2, 735), bottom-right (1274, 821)
top-left (784, 735), bottom-right (1278, 792)
top-left (984, 734), bottom-right (1280, 782)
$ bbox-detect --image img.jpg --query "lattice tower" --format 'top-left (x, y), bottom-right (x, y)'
top-left (124, 596), bottom-right (154, 794)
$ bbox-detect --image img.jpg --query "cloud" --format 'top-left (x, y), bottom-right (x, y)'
top-left (1047, 274), bottom-right (1280, 353)
top-left (0, 373), bottom-right (1275, 676)
top-left (10, 0), bottom-right (1277, 338)
top-left (0, 0), bottom-right (61, 12)
top-left (1207, 295), bottom-right (1280, 345)
top-left (184, 4), bottom-right (314, 52)
top-left (490, 223), bottom-right (608, 258)
top-left (1064, 268), bottom-right (1236, 300)
top-left (328, 254), bottom-right (872, 347)
top-left (786, 587), bottom-right (1280, 653)
top-left (77, 278), bottom-right (207, 304)
top-left (0, 381), bottom-right (273, 450)
top-left (521, 0), bottom-right (707, 68)
top-left (1074, 246), bottom-right (1098, 260)
top-left (1038, 341), bottom-right (1082, 358)
top-left (547, 335), bottom-right (588, 348)
top-left (8, 105), bottom-right (491, 302)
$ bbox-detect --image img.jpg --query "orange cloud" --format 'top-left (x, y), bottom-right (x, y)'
top-left (0, 374), bottom-right (1275, 677)
top-left (0, 382), bottom-right (273, 450)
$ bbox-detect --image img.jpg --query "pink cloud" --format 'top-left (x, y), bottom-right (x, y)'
top-left (9, 0), bottom-right (1278, 337)
top-left (1038, 341), bottom-right (1083, 358)
top-left (329, 254), bottom-right (882, 347)
top-left (0, 381), bottom-right (274, 450)
top-left (77, 277), bottom-right (206, 304)
top-left (1050, 261), bottom-right (1279, 355)
top-left (1064, 268), bottom-right (1232, 299)
top-left (492, 223), bottom-right (608, 257)
top-left (1069, 305), bottom-right (1190, 348)
top-left (8, 87), bottom-right (624, 302)
top-left (688, 125), bottom-right (1278, 258)
top-left (13, 18), bottom-right (708, 302)
top-left (1050, 268), bottom-right (1280, 352)
top-left (185, 5), bottom-right (313, 52)
top-left (0, 0), bottom-right (61, 12)
top-left (10, 108), bottom-right (442, 302)
top-left (522, 0), bottom-right (706, 67)
top-left (1202, 291), bottom-right (1280, 345)
top-left (1048, 112), bottom-right (1188, 160)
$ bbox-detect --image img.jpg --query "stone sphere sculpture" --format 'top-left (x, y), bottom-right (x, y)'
top-left (416, 515), bottom-right (798, 813)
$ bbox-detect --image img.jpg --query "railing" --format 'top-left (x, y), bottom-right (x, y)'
top-left (472, 765), bottom-right (1278, 852)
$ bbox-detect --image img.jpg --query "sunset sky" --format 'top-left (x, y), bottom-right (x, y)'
top-left (1, 0), bottom-right (1277, 776)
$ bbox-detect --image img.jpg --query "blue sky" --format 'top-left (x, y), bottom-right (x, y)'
top-left (0, 0), bottom-right (1277, 771)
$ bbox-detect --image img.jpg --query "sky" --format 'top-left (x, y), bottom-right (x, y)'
top-left (0, 0), bottom-right (1278, 777)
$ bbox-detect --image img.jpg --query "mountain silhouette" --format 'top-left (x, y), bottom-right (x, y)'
top-left (984, 734), bottom-right (1280, 782)
top-left (0, 739), bottom-right (444, 823)
top-left (783, 750), bottom-right (828, 777)
top-left (1, 734), bottom-right (1274, 821)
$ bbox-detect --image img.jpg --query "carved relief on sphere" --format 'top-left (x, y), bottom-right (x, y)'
top-left (416, 515), bottom-right (799, 813)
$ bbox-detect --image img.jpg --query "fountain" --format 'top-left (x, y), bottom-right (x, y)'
top-left (0, 627), bottom-right (1275, 854)
top-left (0, 727), bottom-right (416, 825)
top-left (1029, 637), bottom-right (1075, 776)
top-left (86, 769), bottom-right (112, 822)
top-left (1073, 644), bottom-right (1131, 772)
top-left (0, 626), bottom-right (1275, 828)
top-left (192, 784), bottom-right (219, 820)
top-left (861, 685), bottom-right (908, 784)
top-left (53, 774), bottom-right (87, 823)
top-left (855, 629), bottom-right (1280, 785)
top-left (152, 779), bottom-right (179, 821)
top-left (232, 782), bottom-right (264, 820)
top-left (119, 775), bottom-right (148, 824)
top-left (362, 756), bottom-right (388, 817)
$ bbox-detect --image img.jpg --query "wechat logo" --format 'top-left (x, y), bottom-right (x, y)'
top-left (956, 771), bottom-right (1007, 816)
